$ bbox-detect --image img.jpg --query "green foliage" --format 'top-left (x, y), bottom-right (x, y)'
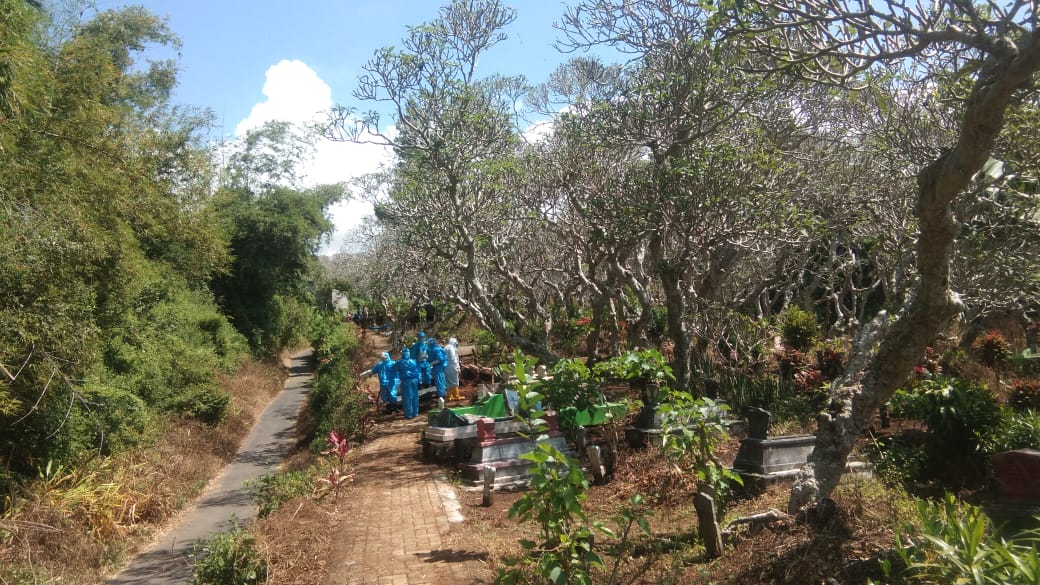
top-left (779, 306), bottom-right (819, 352)
top-left (601, 494), bottom-right (654, 584)
top-left (305, 314), bottom-right (366, 449)
top-left (657, 392), bottom-right (742, 505)
top-left (863, 434), bottom-right (929, 491)
top-left (496, 350), bottom-right (549, 432)
top-left (211, 126), bottom-right (344, 356)
top-left (886, 494), bottom-right (1040, 585)
top-left (889, 377), bottom-right (1001, 465)
top-left (471, 328), bottom-right (501, 357)
top-left (101, 275), bottom-right (246, 424)
top-left (0, 2), bottom-right (258, 483)
top-left (190, 523), bottom-right (268, 585)
top-left (78, 383), bottom-right (156, 455)
top-left (539, 358), bottom-right (603, 414)
top-left (593, 349), bottom-right (674, 385)
top-left (499, 443), bottom-right (605, 585)
top-left (249, 470), bottom-right (313, 518)
top-left (979, 408), bottom-right (1040, 456)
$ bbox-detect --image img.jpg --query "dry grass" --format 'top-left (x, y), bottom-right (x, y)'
top-left (439, 436), bottom-right (915, 585)
top-left (0, 357), bottom-right (286, 584)
top-left (252, 495), bottom-right (347, 585)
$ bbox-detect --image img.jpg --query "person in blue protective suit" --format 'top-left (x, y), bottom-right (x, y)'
top-left (426, 337), bottom-right (448, 400)
top-left (371, 352), bottom-right (399, 413)
top-left (360, 353), bottom-right (397, 413)
top-left (395, 348), bottom-right (421, 419)
top-left (411, 331), bottom-right (432, 386)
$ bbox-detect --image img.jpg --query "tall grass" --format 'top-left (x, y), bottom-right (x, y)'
top-left (0, 358), bottom-right (285, 584)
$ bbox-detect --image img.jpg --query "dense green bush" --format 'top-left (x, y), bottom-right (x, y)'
top-left (779, 306), bottom-right (819, 352)
top-left (539, 358), bottom-right (602, 413)
top-left (190, 524), bottom-right (267, 585)
top-left (249, 470), bottom-right (313, 518)
top-left (306, 314), bottom-right (366, 448)
top-left (888, 376), bottom-right (1002, 486)
top-left (102, 279), bottom-right (248, 425)
top-left (77, 383), bottom-right (156, 455)
top-left (980, 408), bottom-right (1040, 456)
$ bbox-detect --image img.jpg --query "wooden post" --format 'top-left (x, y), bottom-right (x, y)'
top-left (574, 426), bottom-right (586, 452)
top-left (586, 445), bottom-right (605, 484)
top-left (694, 492), bottom-right (723, 559)
top-left (482, 466), bottom-right (496, 507)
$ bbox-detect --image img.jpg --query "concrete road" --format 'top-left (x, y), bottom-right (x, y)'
top-left (105, 349), bottom-right (313, 584)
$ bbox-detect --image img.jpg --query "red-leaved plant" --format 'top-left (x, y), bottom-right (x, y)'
top-left (316, 430), bottom-right (355, 499)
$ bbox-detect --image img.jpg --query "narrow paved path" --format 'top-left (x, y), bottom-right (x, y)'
top-left (106, 349), bottom-right (314, 584)
top-left (325, 335), bottom-right (490, 585)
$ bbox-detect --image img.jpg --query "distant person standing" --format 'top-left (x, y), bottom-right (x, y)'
top-left (395, 349), bottom-right (421, 419)
top-left (445, 337), bottom-right (462, 401)
top-left (427, 337), bottom-right (448, 400)
top-left (412, 331), bottom-right (432, 386)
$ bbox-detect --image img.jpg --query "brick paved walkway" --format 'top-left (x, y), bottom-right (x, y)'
top-left (325, 377), bottom-right (491, 584)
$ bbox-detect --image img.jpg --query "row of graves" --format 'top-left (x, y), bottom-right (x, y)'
top-left (418, 366), bottom-right (829, 491)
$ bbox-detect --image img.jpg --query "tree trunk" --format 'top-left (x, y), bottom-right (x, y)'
top-left (660, 266), bottom-right (693, 390)
top-left (789, 37), bottom-right (1040, 512)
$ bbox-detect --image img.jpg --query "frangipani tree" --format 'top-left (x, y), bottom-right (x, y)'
top-left (722, 0), bottom-right (1040, 510)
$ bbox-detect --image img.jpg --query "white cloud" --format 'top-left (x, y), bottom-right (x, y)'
top-left (236, 59), bottom-right (393, 254)
top-left (236, 59), bottom-right (331, 135)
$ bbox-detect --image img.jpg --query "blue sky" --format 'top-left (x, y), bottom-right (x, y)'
top-left (93, 0), bottom-right (589, 252)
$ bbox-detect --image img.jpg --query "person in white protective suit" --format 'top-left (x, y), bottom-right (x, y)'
top-left (444, 337), bottom-right (462, 401)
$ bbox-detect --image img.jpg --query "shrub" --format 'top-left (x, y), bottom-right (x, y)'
top-left (658, 392), bottom-right (742, 508)
top-left (888, 376), bottom-right (1001, 486)
top-left (975, 330), bottom-right (1012, 369)
top-left (305, 314), bottom-right (366, 448)
top-left (780, 306), bottom-right (819, 351)
top-left (539, 358), bottom-right (602, 414)
top-left (162, 386), bottom-right (230, 425)
top-left (249, 470), bottom-right (312, 518)
top-left (190, 523), bottom-right (267, 585)
top-left (885, 493), bottom-right (1040, 585)
top-left (1009, 378), bottom-right (1040, 411)
top-left (593, 349), bottom-right (673, 388)
top-left (79, 383), bottom-right (156, 454)
top-left (979, 408), bottom-right (1040, 456)
top-left (863, 434), bottom-right (928, 491)
top-left (815, 346), bottom-right (845, 380)
top-left (498, 443), bottom-right (604, 585)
